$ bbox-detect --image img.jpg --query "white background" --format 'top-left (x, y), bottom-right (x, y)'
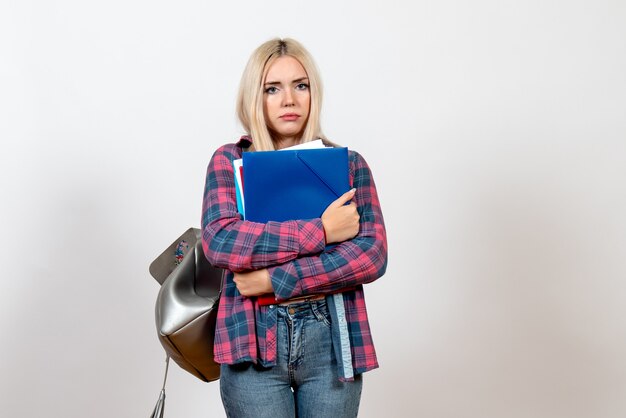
top-left (1, 1), bottom-right (625, 417)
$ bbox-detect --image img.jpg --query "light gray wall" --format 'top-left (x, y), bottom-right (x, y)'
top-left (1, 1), bottom-right (625, 417)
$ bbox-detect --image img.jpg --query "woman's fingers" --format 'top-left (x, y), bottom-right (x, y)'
top-left (328, 188), bottom-right (356, 209)
top-left (234, 269), bottom-right (273, 296)
top-left (321, 189), bottom-right (360, 244)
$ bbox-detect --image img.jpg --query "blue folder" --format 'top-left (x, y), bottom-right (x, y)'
top-left (242, 147), bottom-right (350, 223)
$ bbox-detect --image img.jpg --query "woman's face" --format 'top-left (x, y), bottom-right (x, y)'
top-left (263, 55), bottom-right (311, 148)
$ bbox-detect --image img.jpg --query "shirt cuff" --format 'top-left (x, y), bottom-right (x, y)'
top-left (267, 262), bottom-right (303, 302)
top-left (296, 219), bottom-right (326, 255)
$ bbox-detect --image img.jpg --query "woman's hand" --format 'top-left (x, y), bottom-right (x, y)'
top-left (233, 269), bottom-right (273, 296)
top-left (321, 188), bottom-right (360, 244)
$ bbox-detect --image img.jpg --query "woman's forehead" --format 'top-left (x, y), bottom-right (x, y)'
top-left (264, 56), bottom-right (308, 82)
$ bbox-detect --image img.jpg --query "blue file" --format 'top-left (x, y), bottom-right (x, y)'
top-left (242, 147), bottom-right (350, 223)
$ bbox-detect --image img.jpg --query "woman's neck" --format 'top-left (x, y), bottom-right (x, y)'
top-left (272, 136), bottom-right (299, 150)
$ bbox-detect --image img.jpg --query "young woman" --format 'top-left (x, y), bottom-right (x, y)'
top-left (201, 38), bottom-right (388, 418)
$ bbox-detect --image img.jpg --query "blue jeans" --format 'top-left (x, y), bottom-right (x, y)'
top-left (219, 300), bottom-right (363, 418)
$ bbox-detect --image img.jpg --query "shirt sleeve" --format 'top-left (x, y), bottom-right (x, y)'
top-left (268, 151), bottom-right (388, 300)
top-left (201, 144), bottom-right (326, 272)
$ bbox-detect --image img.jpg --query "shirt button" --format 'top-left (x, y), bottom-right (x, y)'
top-left (269, 305), bottom-right (275, 309)
top-left (288, 307), bottom-right (296, 315)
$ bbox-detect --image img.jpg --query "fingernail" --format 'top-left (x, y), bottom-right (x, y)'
top-left (350, 188), bottom-right (356, 193)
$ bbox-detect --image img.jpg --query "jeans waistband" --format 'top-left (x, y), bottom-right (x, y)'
top-left (276, 298), bottom-right (328, 318)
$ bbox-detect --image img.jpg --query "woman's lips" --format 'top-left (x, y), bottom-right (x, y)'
top-left (280, 113), bottom-right (299, 121)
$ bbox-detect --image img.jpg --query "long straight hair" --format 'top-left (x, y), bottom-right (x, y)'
top-left (237, 38), bottom-right (326, 151)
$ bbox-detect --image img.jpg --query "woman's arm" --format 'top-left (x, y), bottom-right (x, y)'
top-left (267, 151), bottom-right (388, 300)
top-left (201, 144), bottom-right (326, 272)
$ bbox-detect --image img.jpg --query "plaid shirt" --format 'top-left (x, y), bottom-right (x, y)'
top-left (201, 136), bottom-right (388, 377)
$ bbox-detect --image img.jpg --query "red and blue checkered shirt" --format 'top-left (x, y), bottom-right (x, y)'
top-left (201, 137), bottom-right (388, 378)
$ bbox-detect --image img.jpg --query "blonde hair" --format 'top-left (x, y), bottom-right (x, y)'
top-left (237, 38), bottom-right (326, 151)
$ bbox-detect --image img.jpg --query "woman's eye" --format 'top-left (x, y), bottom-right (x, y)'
top-left (295, 83), bottom-right (309, 91)
top-left (265, 86), bottom-right (278, 94)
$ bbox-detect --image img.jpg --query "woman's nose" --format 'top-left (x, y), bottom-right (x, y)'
top-left (283, 89), bottom-right (294, 106)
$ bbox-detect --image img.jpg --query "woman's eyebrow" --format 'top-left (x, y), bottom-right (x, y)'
top-left (264, 77), bottom-right (309, 86)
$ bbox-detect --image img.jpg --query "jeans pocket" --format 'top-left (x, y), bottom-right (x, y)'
top-left (311, 300), bottom-right (332, 327)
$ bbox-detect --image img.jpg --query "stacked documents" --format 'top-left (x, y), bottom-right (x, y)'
top-left (233, 140), bottom-right (350, 222)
